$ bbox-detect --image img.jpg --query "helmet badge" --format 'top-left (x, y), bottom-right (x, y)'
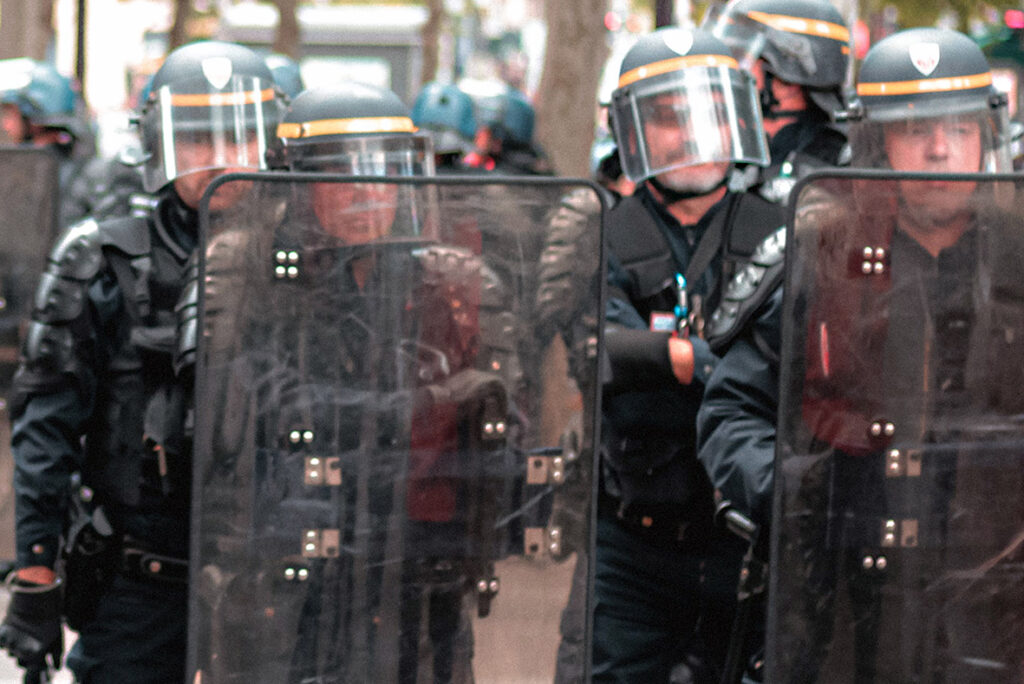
top-left (908, 43), bottom-right (940, 77)
top-left (664, 29), bottom-right (695, 56)
top-left (201, 57), bottom-right (234, 90)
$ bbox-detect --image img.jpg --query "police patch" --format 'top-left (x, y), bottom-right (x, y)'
top-left (663, 29), bottom-right (694, 57)
top-left (201, 57), bottom-right (234, 90)
top-left (908, 43), bottom-right (940, 77)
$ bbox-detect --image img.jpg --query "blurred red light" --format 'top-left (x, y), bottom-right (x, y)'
top-left (1006, 9), bottom-right (1024, 29)
top-left (604, 11), bottom-right (623, 31)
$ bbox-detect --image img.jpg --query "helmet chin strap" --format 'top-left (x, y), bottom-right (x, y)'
top-left (647, 173), bottom-right (728, 205)
top-left (760, 71), bottom-right (804, 120)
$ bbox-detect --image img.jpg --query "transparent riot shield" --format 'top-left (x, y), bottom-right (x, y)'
top-left (770, 170), bottom-right (1024, 683)
top-left (0, 147), bottom-right (60, 562)
top-left (188, 173), bottom-right (605, 684)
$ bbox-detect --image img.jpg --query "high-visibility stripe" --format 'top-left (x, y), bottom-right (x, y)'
top-left (747, 10), bottom-right (850, 43)
top-left (169, 88), bottom-right (277, 107)
top-left (618, 54), bottom-right (739, 88)
top-left (857, 72), bottom-right (992, 97)
top-left (277, 116), bottom-right (417, 139)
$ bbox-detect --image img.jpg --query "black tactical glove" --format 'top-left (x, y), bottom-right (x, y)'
top-left (0, 577), bottom-right (63, 674)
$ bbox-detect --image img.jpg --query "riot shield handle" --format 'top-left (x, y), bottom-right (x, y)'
top-left (715, 500), bottom-right (758, 545)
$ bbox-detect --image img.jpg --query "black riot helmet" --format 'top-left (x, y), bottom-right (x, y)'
top-left (267, 82), bottom-right (434, 175)
top-left (264, 53), bottom-right (305, 101)
top-left (609, 26), bottom-right (769, 184)
top-left (706, 0), bottom-right (850, 116)
top-left (137, 40), bottom-right (285, 192)
top-left (411, 81), bottom-right (477, 156)
top-left (0, 58), bottom-right (86, 144)
top-left (844, 27), bottom-right (1011, 171)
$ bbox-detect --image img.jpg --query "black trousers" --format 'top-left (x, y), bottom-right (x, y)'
top-left (591, 511), bottom-right (742, 683)
top-left (65, 573), bottom-right (187, 684)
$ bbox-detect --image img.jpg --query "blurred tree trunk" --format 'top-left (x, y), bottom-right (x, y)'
top-left (168, 0), bottom-right (190, 51)
top-left (0, 0), bottom-right (55, 60)
top-left (535, 0), bottom-right (610, 177)
top-left (655, 0), bottom-right (675, 27)
top-left (420, 0), bottom-right (446, 87)
top-left (272, 0), bottom-right (301, 57)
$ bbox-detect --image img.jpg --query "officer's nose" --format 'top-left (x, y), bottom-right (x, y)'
top-left (926, 125), bottom-right (950, 158)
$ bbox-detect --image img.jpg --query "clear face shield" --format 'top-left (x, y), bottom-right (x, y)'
top-left (706, 11), bottom-right (769, 72)
top-left (849, 106), bottom-right (1013, 230)
top-left (290, 134), bottom-right (436, 246)
top-left (611, 61), bottom-right (769, 183)
top-left (288, 133), bottom-right (435, 176)
top-left (141, 74), bottom-right (283, 192)
top-left (850, 105), bottom-right (1011, 173)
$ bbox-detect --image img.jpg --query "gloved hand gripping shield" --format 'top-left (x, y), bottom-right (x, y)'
top-left (140, 74), bottom-right (282, 192)
top-left (610, 55), bottom-right (768, 183)
top-left (188, 173), bottom-right (606, 683)
top-left (769, 170), bottom-right (1024, 682)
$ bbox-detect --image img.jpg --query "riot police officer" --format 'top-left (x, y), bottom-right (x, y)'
top-left (0, 59), bottom-right (86, 149)
top-left (0, 40), bottom-right (283, 683)
top-left (217, 82), bottom-right (491, 683)
top-left (0, 58), bottom-right (112, 226)
top-left (461, 82), bottom-right (551, 175)
top-left (696, 0), bottom-right (851, 312)
top-left (706, 0), bottom-right (850, 186)
top-left (697, 27), bottom-right (1016, 682)
top-left (594, 26), bottom-right (769, 682)
top-left (0, 57), bottom-right (149, 225)
top-left (411, 81), bottom-right (478, 173)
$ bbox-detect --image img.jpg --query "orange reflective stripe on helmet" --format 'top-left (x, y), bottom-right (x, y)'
top-left (169, 88), bottom-right (277, 107)
top-left (617, 54), bottom-right (739, 88)
top-left (857, 72), bottom-right (992, 97)
top-left (747, 10), bottom-right (850, 43)
top-left (277, 116), bottom-right (418, 139)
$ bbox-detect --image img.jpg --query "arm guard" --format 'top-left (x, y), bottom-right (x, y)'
top-left (706, 225), bottom-right (786, 356)
top-left (13, 219), bottom-right (104, 402)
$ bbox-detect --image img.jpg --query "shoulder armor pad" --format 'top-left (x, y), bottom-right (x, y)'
top-left (174, 252), bottom-right (200, 376)
top-left (606, 195), bottom-right (675, 299)
top-left (49, 218), bottom-right (104, 281)
top-left (99, 214), bottom-right (151, 257)
top-left (706, 226), bottom-right (786, 353)
top-left (18, 320), bottom-right (77, 379)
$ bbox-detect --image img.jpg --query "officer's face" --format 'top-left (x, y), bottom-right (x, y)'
top-left (172, 135), bottom-right (262, 210)
top-left (884, 117), bottom-right (982, 229)
top-left (642, 94), bottom-right (731, 194)
top-left (312, 181), bottom-right (398, 244)
top-left (883, 117), bottom-right (983, 173)
top-left (1, 103), bottom-right (27, 144)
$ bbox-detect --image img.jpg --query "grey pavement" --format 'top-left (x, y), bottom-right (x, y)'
top-left (0, 554), bottom-right (575, 683)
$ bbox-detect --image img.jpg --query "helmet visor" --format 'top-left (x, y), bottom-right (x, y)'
top-left (143, 74), bottom-right (282, 192)
top-left (611, 64), bottom-right (769, 183)
top-left (850, 109), bottom-right (1012, 173)
top-left (288, 133), bottom-right (435, 177)
top-left (707, 11), bottom-right (768, 71)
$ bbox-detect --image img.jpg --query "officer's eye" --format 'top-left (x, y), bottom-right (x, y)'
top-left (645, 103), bottom-right (688, 126)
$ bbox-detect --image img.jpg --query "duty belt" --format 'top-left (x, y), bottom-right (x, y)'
top-left (121, 542), bottom-right (188, 584)
top-left (599, 490), bottom-right (711, 548)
